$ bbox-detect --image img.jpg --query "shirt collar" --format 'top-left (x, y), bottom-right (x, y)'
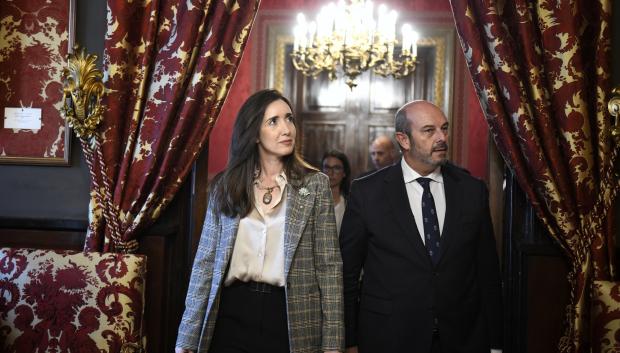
top-left (401, 158), bottom-right (443, 185)
top-left (254, 170), bottom-right (288, 186)
top-left (274, 171), bottom-right (288, 190)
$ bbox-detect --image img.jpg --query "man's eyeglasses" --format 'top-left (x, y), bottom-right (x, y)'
top-left (322, 165), bottom-right (344, 173)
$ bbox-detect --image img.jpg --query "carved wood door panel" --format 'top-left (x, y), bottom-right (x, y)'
top-left (292, 47), bottom-right (434, 177)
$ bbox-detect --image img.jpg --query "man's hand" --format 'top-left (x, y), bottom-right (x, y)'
top-left (175, 348), bottom-right (194, 353)
top-left (345, 347), bottom-right (359, 353)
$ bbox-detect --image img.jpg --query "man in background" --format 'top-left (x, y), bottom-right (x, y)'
top-left (360, 135), bottom-right (398, 177)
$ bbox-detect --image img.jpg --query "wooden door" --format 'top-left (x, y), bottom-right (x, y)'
top-left (287, 47), bottom-right (437, 178)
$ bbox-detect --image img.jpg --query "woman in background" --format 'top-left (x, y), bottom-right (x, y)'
top-left (321, 151), bottom-right (351, 235)
top-left (175, 89), bottom-right (344, 353)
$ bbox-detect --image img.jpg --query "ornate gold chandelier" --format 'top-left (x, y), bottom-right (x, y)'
top-left (291, 0), bottom-right (418, 89)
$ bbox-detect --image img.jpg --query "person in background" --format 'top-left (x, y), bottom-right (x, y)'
top-left (359, 135), bottom-right (398, 177)
top-left (176, 89), bottom-right (344, 353)
top-left (321, 150), bottom-right (351, 235)
top-left (340, 100), bottom-right (502, 353)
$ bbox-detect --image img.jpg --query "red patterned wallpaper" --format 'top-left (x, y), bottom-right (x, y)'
top-left (209, 0), bottom-right (489, 179)
top-left (0, 0), bottom-right (71, 164)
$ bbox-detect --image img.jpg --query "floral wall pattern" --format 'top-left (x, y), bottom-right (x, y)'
top-left (0, 0), bottom-right (71, 164)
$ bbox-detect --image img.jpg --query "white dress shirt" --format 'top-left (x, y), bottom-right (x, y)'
top-left (401, 159), bottom-right (446, 243)
top-left (334, 196), bottom-right (346, 236)
top-left (224, 172), bottom-right (288, 287)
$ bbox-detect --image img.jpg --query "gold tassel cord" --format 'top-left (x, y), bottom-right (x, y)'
top-left (59, 45), bottom-right (133, 252)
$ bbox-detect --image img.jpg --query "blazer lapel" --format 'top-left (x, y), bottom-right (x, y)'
top-left (283, 179), bottom-right (316, 279)
top-left (437, 166), bottom-right (462, 265)
top-left (384, 165), bottom-right (430, 263)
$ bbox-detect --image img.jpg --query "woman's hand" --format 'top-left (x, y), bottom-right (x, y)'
top-left (175, 348), bottom-right (194, 353)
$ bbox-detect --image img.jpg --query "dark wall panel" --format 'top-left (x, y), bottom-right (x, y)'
top-left (503, 169), bottom-right (571, 353)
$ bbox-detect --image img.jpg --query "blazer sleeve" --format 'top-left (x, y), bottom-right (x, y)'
top-left (312, 173), bottom-right (345, 352)
top-left (477, 182), bottom-right (503, 350)
top-left (176, 193), bottom-right (221, 350)
top-left (339, 179), bottom-right (369, 348)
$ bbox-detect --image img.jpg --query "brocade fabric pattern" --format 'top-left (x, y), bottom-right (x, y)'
top-left (83, 0), bottom-right (260, 252)
top-left (450, 1), bottom-right (618, 352)
top-left (592, 280), bottom-right (620, 353)
top-left (0, 248), bottom-right (146, 353)
top-left (0, 0), bottom-right (70, 160)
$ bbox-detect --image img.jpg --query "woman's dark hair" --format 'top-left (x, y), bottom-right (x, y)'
top-left (213, 89), bottom-right (315, 217)
top-left (321, 150), bottom-right (351, 197)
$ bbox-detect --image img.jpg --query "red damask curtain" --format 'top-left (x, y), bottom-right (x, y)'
top-left (83, 0), bottom-right (260, 252)
top-left (450, 1), bottom-right (618, 352)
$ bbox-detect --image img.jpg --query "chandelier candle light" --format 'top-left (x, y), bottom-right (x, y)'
top-left (291, 0), bottom-right (419, 89)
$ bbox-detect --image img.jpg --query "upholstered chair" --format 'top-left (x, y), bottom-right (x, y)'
top-left (592, 280), bottom-right (620, 353)
top-left (0, 248), bottom-right (146, 353)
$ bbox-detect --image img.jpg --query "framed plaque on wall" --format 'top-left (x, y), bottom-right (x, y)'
top-left (0, 0), bottom-right (75, 165)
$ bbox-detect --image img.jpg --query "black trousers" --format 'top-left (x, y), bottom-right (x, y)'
top-left (209, 281), bottom-right (290, 353)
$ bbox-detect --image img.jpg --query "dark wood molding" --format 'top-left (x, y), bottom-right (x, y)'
top-left (487, 136), bottom-right (504, 259)
top-left (502, 169), bottom-right (569, 353)
top-left (0, 217), bottom-right (88, 231)
top-left (0, 227), bottom-right (85, 250)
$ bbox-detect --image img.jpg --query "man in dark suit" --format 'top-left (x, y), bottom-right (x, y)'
top-left (340, 100), bottom-right (502, 353)
top-left (357, 135), bottom-right (399, 178)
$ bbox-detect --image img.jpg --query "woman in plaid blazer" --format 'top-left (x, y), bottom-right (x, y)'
top-left (175, 89), bottom-right (344, 353)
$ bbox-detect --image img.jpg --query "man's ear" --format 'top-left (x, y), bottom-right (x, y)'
top-left (394, 132), bottom-right (410, 151)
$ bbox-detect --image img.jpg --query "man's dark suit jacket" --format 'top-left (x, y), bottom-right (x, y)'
top-left (340, 162), bottom-right (502, 353)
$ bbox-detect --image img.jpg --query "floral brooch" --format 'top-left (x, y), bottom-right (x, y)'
top-left (299, 187), bottom-right (310, 197)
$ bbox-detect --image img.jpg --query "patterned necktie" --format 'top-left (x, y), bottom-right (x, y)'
top-left (417, 177), bottom-right (440, 265)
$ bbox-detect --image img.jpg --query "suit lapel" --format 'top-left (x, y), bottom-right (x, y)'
top-left (437, 165), bottom-right (462, 265)
top-left (384, 166), bottom-right (431, 263)
top-left (283, 178), bottom-right (316, 279)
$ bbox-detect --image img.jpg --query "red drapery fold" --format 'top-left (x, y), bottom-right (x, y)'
top-left (450, 1), bottom-right (618, 351)
top-left (83, 0), bottom-right (260, 252)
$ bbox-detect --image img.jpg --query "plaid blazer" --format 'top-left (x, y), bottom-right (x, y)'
top-left (176, 172), bottom-right (344, 353)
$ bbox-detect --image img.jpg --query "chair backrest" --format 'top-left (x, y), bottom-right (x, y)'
top-left (0, 247), bottom-right (147, 353)
top-left (592, 280), bottom-right (620, 353)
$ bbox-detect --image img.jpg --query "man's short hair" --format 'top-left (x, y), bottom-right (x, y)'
top-left (395, 108), bottom-right (411, 137)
